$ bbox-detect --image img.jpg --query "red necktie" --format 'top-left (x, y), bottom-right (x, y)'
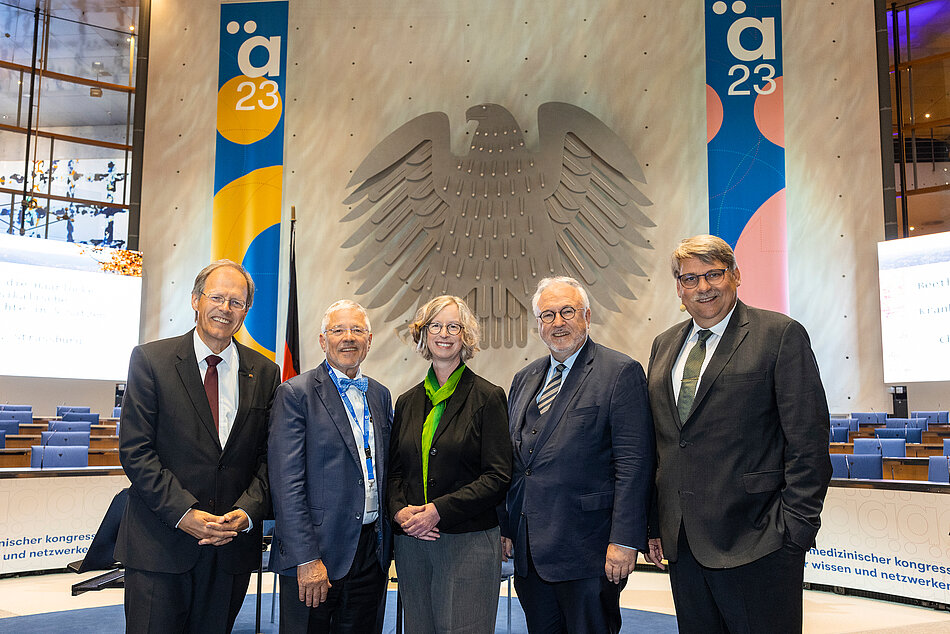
top-left (204, 355), bottom-right (222, 430)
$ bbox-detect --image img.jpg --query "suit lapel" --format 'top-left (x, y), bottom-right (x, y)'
top-left (684, 301), bottom-right (750, 427)
top-left (366, 382), bottom-right (387, 479)
top-left (315, 363), bottom-right (363, 468)
top-left (175, 331), bottom-right (221, 450)
top-left (528, 338), bottom-right (595, 462)
top-left (511, 362), bottom-right (546, 441)
top-left (224, 342), bottom-right (256, 453)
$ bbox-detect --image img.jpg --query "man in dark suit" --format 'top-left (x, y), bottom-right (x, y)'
top-left (117, 260), bottom-right (280, 633)
top-left (644, 235), bottom-right (832, 633)
top-left (501, 276), bottom-right (654, 634)
top-left (268, 299), bottom-right (393, 633)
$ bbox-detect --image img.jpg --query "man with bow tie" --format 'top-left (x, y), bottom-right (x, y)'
top-left (269, 299), bottom-right (394, 633)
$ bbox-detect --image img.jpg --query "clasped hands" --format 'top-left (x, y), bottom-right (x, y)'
top-left (179, 508), bottom-right (248, 546)
top-left (394, 503), bottom-right (441, 540)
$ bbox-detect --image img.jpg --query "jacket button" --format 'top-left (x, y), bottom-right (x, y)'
top-left (358, 478), bottom-right (363, 486)
top-left (356, 512), bottom-right (361, 519)
top-left (531, 429), bottom-right (538, 434)
top-left (529, 448), bottom-right (533, 454)
top-left (428, 478), bottom-right (436, 485)
top-left (430, 448), bottom-right (437, 456)
top-left (679, 440), bottom-right (687, 448)
top-left (209, 499), bottom-right (215, 507)
top-left (217, 465), bottom-right (224, 471)
top-left (525, 469), bottom-right (532, 476)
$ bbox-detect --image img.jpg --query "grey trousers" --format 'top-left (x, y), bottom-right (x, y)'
top-left (394, 526), bottom-right (502, 634)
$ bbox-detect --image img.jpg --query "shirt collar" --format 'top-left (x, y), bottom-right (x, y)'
top-left (549, 335), bottom-right (588, 371)
top-left (327, 363), bottom-right (364, 382)
top-left (193, 329), bottom-right (237, 368)
top-left (688, 301), bottom-right (738, 341)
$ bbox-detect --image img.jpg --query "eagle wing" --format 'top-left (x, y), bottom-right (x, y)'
top-left (535, 102), bottom-right (654, 314)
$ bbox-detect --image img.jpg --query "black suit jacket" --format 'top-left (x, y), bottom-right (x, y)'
top-left (647, 301), bottom-right (832, 568)
top-left (387, 366), bottom-right (512, 533)
top-left (115, 330), bottom-right (280, 574)
top-left (501, 338), bottom-right (655, 582)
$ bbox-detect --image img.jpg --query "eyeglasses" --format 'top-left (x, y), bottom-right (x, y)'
top-left (324, 326), bottom-right (370, 338)
top-left (427, 322), bottom-right (463, 336)
top-left (201, 292), bottom-right (247, 311)
top-left (538, 306), bottom-right (579, 324)
top-left (677, 269), bottom-right (729, 289)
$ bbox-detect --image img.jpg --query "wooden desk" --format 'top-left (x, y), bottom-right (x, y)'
top-left (882, 457), bottom-right (929, 481)
top-left (4, 435), bottom-right (118, 450)
top-left (88, 449), bottom-right (120, 467)
top-left (0, 448), bottom-right (30, 468)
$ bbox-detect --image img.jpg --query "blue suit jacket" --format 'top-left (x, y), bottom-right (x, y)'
top-left (268, 363), bottom-right (393, 580)
top-left (501, 338), bottom-right (655, 582)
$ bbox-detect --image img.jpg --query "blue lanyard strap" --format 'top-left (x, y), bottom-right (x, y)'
top-left (326, 361), bottom-right (375, 480)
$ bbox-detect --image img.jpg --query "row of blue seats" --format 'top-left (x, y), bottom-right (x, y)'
top-left (829, 427), bottom-right (927, 443)
top-left (843, 411), bottom-right (949, 424)
top-left (831, 417), bottom-right (940, 433)
top-left (0, 411), bottom-right (103, 425)
top-left (0, 404), bottom-right (122, 418)
top-left (832, 453), bottom-right (950, 482)
top-left (28, 445), bottom-right (89, 468)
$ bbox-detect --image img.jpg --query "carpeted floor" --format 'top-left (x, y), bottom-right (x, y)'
top-left (0, 589), bottom-right (678, 633)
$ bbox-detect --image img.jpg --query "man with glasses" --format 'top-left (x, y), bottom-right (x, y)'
top-left (268, 299), bottom-right (394, 633)
top-left (117, 260), bottom-right (280, 632)
top-left (644, 235), bottom-right (831, 633)
top-left (501, 276), bottom-right (655, 633)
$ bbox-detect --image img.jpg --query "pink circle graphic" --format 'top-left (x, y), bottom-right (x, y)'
top-left (753, 75), bottom-right (784, 148)
top-left (706, 84), bottom-right (723, 144)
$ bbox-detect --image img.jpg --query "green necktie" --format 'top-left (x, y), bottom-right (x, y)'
top-left (677, 330), bottom-right (712, 422)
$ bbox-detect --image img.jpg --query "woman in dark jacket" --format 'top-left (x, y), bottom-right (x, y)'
top-left (388, 295), bottom-right (512, 634)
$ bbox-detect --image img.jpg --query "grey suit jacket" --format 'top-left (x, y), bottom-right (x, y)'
top-left (647, 300), bottom-right (832, 568)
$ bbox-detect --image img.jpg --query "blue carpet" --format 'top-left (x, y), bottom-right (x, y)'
top-left (0, 590), bottom-right (678, 633)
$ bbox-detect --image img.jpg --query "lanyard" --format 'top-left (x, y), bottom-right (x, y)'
top-left (326, 361), bottom-right (374, 480)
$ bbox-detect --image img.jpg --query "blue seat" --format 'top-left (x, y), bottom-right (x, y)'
top-left (851, 412), bottom-right (887, 425)
top-left (829, 427), bottom-right (849, 443)
top-left (30, 445), bottom-right (89, 468)
top-left (874, 427), bottom-right (923, 444)
top-left (56, 406), bottom-right (91, 417)
top-left (944, 439), bottom-right (950, 456)
top-left (112, 407), bottom-right (121, 418)
top-left (0, 430), bottom-right (5, 449)
top-left (62, 412), bottom-right (100, 424)
top-left (927, 456), bottom-right (950, 483)
top-left (0, 404), bottom-right (32, 411)
top-left (884, 417), bottom-right (928, 431)
top-left (831, 418), bottom-right (858, 432)
top-left (40, 431), bottom-right (91, 446)
top-left (48, 421), bottom-right (92, 433)
top-left (4, 410), bottom-right (33, 425)
top-left (0, 420), bottom-right (19, 437)
top-left (913, 411), bottom-right (949, 424)
top-left (831, 454), bottom-right (883, 479)
top-left (854, 438), bottom-right (905, 457)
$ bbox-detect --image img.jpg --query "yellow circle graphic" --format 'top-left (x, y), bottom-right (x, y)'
top-left (216, 75), bottom-right (283, 145)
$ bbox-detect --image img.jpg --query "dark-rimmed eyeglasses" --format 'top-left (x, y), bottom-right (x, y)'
top-left (427, 322), bottom-right (462, 336)
top-left (201, 292), bottom-right (247, 311)
top-left (677, 269), bottom-right (728, 289)
top-left (538, 306), bottom-right (578, 324)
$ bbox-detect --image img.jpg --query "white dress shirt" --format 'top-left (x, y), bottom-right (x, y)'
top-left (328, 365), bottom-right (379, 524)
top-left (671, 302), bottom-right (738, 402)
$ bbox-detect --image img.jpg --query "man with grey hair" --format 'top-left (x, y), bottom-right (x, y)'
top-left (117, 259), bottom-right (280, 632)
top-left (500, 276), bottom-right (655, 633)
top-left (645, 235), bottom-right (831, 633)
top-left (268, 299), bottom-right (394, 633)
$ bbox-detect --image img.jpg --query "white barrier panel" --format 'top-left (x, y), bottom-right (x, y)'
top-left (0, 473), bottom-right (129, 574)
top-left (805, 484), bottom-right (950, 603)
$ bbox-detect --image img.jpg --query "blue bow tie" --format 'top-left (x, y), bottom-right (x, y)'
top-left (338, 376), bottom-right (368, 393)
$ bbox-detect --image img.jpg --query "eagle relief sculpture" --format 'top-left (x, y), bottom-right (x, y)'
top-left (342, 102), bottom-right (654, 348)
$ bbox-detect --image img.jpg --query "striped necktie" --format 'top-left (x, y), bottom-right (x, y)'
top-left (677, 330), bottom-right (712, 422)
top-left (538, 363), bottom-right (566, 415)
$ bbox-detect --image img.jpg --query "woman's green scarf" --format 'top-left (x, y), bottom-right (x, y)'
top-left (422, 363), bottom-right (465, 502)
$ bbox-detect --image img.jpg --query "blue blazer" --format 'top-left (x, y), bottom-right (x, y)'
top-left (268, 363), bottom-right (393, 580)
top-left (501, 338), bottom-right (655, 582)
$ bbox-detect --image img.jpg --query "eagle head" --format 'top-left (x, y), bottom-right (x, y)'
top-left (465, 103), bottom-right (524, 155)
